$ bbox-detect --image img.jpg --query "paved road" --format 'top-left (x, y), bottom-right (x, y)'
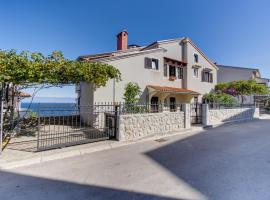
top-left (1, 119), bottom-right (270, 200)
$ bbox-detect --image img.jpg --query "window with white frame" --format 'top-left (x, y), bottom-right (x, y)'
top-left (169, 65), bottom-right (176, 77)
top-left (177, 67), bottom-right (183, 79)
top-left (193, 68), bottom-right (199, 78)
top-left (145, 57), bottom-right (159, 70)
top-left (151, 59), bottom-right (159, 70)
top-left (202, 70), bottom-right (213, 83)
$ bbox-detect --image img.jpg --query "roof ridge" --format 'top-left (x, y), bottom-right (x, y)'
top-left (217, 64), bottom-right (259, 71)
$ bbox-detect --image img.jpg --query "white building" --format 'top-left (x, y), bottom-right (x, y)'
top-left (217, 64), bottom-right (269, 103)
top-left (77, 30), bottom-right (218, 106)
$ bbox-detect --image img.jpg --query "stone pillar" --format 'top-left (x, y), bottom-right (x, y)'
top-left (183, 103), bottom-right (191, 129)
top-left (117, 115), bottom-right (125, 141)
top-left (253, 106), bottom-right (260, 119)
top-left (202, 104), bottom-right (209, 126)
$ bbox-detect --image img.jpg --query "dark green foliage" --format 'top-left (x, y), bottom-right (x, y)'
top-left (0, 50), bottom-right (121, 87)
top-left (203, 92), bottom-right (237, 105)
top-left (123, 82), bottom-right (141, 103)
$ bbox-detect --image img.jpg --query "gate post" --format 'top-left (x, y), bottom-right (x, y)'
top-left (183, 103), bottom-right (191, 129)
top-left (202, 104), bottom-right (209, 126)
top-left (114, 104), bottom-right (118, 138)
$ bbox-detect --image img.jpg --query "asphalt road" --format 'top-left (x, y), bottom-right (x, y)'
top-left (1, 118), bottom-right (270, 200)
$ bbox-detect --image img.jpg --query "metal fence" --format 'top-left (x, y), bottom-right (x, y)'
top-left (5, 102), bottom-right (187, 152)
top-left (208, 103), bottom-right (256, 110)
top-left (119, 103), bottom-right (184, 114)
top-left (5, 103), bottom-right (119, 151)
top-left (36, 104), bottom-right (118, 151)
top-left (190, 103), bottom-right (202, 124)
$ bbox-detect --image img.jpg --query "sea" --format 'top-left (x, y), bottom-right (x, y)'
top-left (21, 102), bottom-right (77, 116)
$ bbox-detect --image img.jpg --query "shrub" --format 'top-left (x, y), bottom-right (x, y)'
top-left (203, 92), bottom-right (237, 105)
top-left (123, 82), bottom-right (141, 104)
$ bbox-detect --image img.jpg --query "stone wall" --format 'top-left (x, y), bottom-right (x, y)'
top-left (118, 112), bottom-right (185, 141)
top-left (208, 107), bottom-right (257, 126)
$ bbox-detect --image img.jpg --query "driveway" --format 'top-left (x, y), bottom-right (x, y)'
top-left (1, 118), bottom-right (270, 200)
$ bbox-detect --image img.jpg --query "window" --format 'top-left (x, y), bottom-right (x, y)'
top-left (194, 54), bottom-right (199, 63)
top-left (145, 57), bottom-right (159, 70)
top-left (169, 65), bottom-right (176, 77)
top-left (202, 71), bottom-right (213, 83)
top-left (193, 68), bottom-right (199, 78)
top-left (164, 64), bottom-right (168, 77)
top-left (151, 59), bottom-right (159, 70)
top-left (177, 67), bottom-right (183, 79)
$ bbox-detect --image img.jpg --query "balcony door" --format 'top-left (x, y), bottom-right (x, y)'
top-left (169, 65), bottom-right (176, 77)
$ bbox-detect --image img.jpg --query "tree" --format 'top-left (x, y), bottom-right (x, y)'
top-left (215, 80), bottom-right (269, 103)
top-left (0, 50), bottom-right (121, 87)
top-left (123, 82), bottom-right (141, 104)
top-left (0, 49), bottom-right (121, 142)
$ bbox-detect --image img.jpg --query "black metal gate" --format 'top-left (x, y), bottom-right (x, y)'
top-left (36, 104), bottom-right (118, 151)
top-left (190, 103), bottom-right (202, 124)
top-left (105, 113), bottom-right (117, 139)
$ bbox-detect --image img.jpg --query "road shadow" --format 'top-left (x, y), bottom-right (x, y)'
top-left (0, 170), bottom-right (188, 200)
top-left (145, 119), bottom-right (270, 200)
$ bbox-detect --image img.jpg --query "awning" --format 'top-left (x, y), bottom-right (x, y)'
top-left (147, 85), bottom-right (200, 95)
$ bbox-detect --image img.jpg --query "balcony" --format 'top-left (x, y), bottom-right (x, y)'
top-left (169, 76), bottom-right (176, 81)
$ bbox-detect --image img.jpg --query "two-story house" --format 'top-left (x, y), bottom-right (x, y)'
top-left (217, 64), bottom-right (269, 86)
top-left (217, 64), bottom-right (269, 104)
top-left (77, 30), bottom-right (218, 106)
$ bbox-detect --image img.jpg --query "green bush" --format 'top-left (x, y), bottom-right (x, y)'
top-left (203, 92), bottom-right (237, 105)
top-left (123, 82), bottom-right (141, 104)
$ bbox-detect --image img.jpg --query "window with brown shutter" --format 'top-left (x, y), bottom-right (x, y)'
top-left (145, 57), bottom-right (152, 69)
top-left (145, 57), bottom-right (159, 70)
top-left (202, 70), bottom-right (213, 83)
top-left (209, 73), bottom-right (213, 83)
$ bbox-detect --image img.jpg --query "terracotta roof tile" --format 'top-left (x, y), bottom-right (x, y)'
top-left (147, 85), bottom-right (199, 94)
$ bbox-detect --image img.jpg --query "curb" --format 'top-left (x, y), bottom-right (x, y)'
top-left (0, 128), bottom-right (203, 170)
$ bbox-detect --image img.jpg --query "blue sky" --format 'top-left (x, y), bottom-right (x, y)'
top-left (1, 0), bottom-right (270, 101)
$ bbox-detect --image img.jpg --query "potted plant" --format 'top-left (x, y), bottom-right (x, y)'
top-left (169, 76), bottom-right (176, 81)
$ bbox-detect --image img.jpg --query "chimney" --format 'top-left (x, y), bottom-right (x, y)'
top-left (117, 30), bottom-right (128, 50)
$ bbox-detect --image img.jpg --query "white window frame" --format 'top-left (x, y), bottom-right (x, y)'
top-left (151, 58), bottom-right (159, 70)
top-left (177, 67), bottom-right (183, 79)
top-left (193, 68), bottom-right (199, 78)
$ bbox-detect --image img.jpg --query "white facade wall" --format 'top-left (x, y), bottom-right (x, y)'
top-left (78, 39), bottom-right (218, 105)
top-left (185, 42), bottom-right (217, 102)
top-left (217, 66), bottom-right (253, 83)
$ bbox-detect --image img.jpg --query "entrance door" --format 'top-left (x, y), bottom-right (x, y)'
top-left (151, 97), bottom-right (159, 112)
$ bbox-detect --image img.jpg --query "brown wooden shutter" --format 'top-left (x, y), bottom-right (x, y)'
top-left (156, 59), bottom-right (159, 70)
top-left (144, 57), bottom-right (152, 69)
top-left (210, 73), bottom-right (213, 83)
top-left (201, 71), bottom-right (205, 82)
top-left (164, 64), bottom-right (168, 76)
